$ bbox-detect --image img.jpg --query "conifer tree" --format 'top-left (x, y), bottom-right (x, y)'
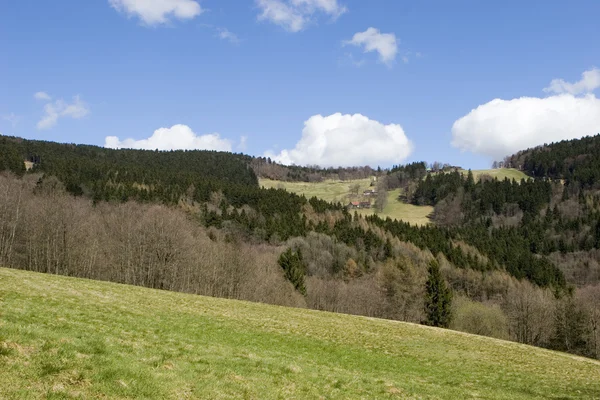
top-left (424, 259), bottom-right (452, 328)
top-left (278, 248), bottom-right (306, 295)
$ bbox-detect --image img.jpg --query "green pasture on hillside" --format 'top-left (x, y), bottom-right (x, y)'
top-left (1, 268), bottom-right (599, 399)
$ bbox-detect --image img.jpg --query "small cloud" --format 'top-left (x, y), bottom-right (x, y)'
top-left (543, 67), bottom-right (600, 95)
top-left (217, 28), bottom-right (240, 44)
top-left (256, 0), bottom-right (347, 32)
top-left (2, 113), bottom-right (21, 127)
top-left (105, 124), bottom-right (233, 151)
top-left (109, 0), bottom-right (203, 25)
top-left (265, 113), bottom-right (413, 167)
top-left (37, 95), bottom-right (90, 130)
top-left (237, 136), bottom-right (248, 152)
top-left (344, 27), bottom-right (398, 65)
top-left (34, 91), bottom-right (52, 101)
top-left (402, 55), bottom-right (409, 64)
top-left (415, 52), bottom-right (422, 58)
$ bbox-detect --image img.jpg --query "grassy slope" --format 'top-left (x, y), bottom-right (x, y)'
top-left (1, 268), bottom-right (599, 399)
top-left (459, 168), bottom-right (530, 181)
top-left (260, 179), bottom-right (433, 226)
top-left (259, 169), bottom-right (528, 226)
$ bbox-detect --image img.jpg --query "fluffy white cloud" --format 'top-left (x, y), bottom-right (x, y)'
top-left (105, 124), bottom-right (233, 151)
top-left (344, 27), bottom-right (398, 65)
top-left (544, 68), bottom-right (600, 95)
top-left (109, 0), bottom-right (203, 25)
top-left (265, 113), bottom-right (413, 167)
top-left (37, 95), bottom-right (90, 130)
top-left (34, 91), bottom-right (51, 101)
top-left (256, 0), bottom-right (346, 32)
top-left (451, 94), bottom-right (600, 160)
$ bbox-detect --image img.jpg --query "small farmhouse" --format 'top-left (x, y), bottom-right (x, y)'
top-left (348, 201), bottom-right (371, 209)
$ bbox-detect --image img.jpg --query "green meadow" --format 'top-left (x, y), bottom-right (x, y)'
top-left (260, 179), bottom-right (433, 226)
top-left (1, 267), bottom-right (599, 399)
top-left (459, 168), bottom-right (530, 181)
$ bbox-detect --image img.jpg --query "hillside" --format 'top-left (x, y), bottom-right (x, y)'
top-left (259, 169), bottom-right (528, 226)
top-left (1, 135), bottom-right (598, 360)
top-left (458, 168), bottom-right (529, 181)
top-left (505, 134), bottom-right (600, 184)
top-left (259, 178), bottom-right (433, 226)
top-left (1, 268), bottom-right (599, 399)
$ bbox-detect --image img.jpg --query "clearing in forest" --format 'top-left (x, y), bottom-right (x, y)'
top-left (260, 178), bottom-right (433, 226)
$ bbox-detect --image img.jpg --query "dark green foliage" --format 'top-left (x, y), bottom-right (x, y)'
top-left (424, 260), bottom-right (452, 328)
top-left (508, 133), bottom-right (600, 187)
top-left (0, 139), bottom-right (26, 176)
top-left (386, 161), bottom-right (428, 190)
top-left (278, 248), bottom-right (306, 295)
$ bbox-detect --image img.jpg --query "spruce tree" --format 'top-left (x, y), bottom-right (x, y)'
top-left (278, 248), bottom-right (306, 295)
top-left (424, 259), bottom-right (452, 328)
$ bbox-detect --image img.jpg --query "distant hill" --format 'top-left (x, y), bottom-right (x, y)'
top-left (0, 135), bottom-right (258, 201)
top-left (2, 267), bottom-right (598, 399)
top-left (505, 134), bottom-right (600, 185)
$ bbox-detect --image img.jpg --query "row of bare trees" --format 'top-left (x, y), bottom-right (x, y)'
top-left (0, 173), bottom-right (304, 308)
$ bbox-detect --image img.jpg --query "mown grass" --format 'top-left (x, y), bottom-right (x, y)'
top-left (1, 268), bottom-right (599, 399)
top-left (260, 179), bottom-right (433, 226)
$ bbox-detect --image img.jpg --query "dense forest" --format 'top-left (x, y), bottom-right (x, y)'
top-left (1, 134), bottom-right (599, 360)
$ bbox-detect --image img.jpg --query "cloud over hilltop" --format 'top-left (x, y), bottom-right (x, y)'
top-left (105, 124), bottom-right (234, 152)
top-left (451, 68), bottom-right (600, 160)
top-left (265, 113), bottom-right (413, 167)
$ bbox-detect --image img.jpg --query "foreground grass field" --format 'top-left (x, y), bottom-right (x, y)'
top-left (1, 268), bottom-right (599, 399)
top-left (260, 179), bottom-right (433, 225)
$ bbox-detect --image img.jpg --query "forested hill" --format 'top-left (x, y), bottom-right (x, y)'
top-left (0, 135), bottom-right (259, 202)
top-left (3, 134), bottom-right (600, 359)
top-left (505, 134), bottom-right (600, 186)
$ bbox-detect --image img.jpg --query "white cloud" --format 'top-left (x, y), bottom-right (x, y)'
top-left (105, 124), bottom-right (233, 151)
top-left (344, 27), bottom-right (398, 65)
top-left (237, 135), bottom-right (248, 152)
top-left (265, 113), bottom-right (413, 167)
top-left (217, 28), bottom-right (240, 44)
top-left (34, 91), bottom-right (51, 101)
top-left (2, 113), bottom-right (21, 127)
top-left (256, 0), bottom-right (346, 32)
top-left (451, 94), bottom-right (600, 160)
top-left (37, 95), bottom-right (90, 130)
top-left (544, 68), bottom-right (600, 95)
top-left (109, 0), bottom-right (203, 25)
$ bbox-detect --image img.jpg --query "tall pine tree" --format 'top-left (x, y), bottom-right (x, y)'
top-left (424, 259), bottom-right (452, 328)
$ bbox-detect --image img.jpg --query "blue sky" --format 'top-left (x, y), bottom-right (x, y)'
top-left (1, 0), bottom-right (599, 169)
